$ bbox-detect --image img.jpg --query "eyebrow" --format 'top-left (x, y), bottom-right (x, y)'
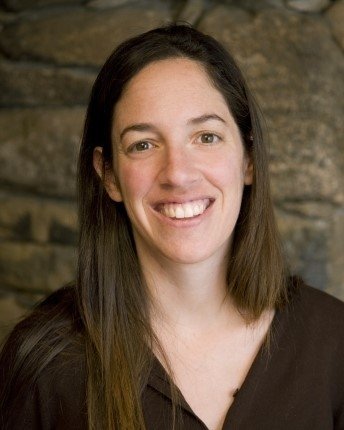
top-left (187, 113), bottom-right (226, 126)
top-left (119, 123), bottom-right (157, 141)
top-left (119, 113), bottom-right (227, 141)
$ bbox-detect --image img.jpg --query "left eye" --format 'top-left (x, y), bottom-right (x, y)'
top-left (127, 141), bottom-right (154, 153)
top-left (198, 133), bottom-right (220, 144)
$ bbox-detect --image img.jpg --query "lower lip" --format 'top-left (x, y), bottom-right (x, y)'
top-left (151, 201), bottom-right (214, 228)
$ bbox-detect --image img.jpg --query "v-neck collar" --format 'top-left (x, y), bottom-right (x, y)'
top-left (146, 303), bottom-right (289, 429)
top-left (223, 305), bottom-right (288, 427)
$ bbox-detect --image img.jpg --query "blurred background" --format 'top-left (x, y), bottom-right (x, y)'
top-left (0, 0), bottom-right (343, 342)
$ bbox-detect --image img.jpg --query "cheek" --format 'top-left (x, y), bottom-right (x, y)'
top-left (118, 162), bottom-right (154, 202)
top-left (210, 155), bottom-right (246, 192)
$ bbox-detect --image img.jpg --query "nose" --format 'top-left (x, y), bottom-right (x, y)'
top-left (158, 146), bottom-right (201, 189)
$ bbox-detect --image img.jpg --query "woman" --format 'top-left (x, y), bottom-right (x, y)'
top-left (0, 23), bottom-right (343, 430)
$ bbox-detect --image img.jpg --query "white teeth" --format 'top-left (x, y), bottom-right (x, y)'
top-left (183, 204), bottom-right (194, 218)
top-left (160, 199), bottom-right (210, 219)
top-left (193, 204), bottom-right (200, 216)
top-left (175, 206), bottom-right (185, 219)
top-left (167, 205), bottom-right (175, 218)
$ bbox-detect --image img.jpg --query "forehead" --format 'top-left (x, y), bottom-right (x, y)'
top-left (121, 57), bottom-right (214, 93)
top-left (113, 58), bottom-right (232, 129)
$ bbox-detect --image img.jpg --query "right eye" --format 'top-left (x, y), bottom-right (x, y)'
top-left (127, 141), bottom-right (155, 153)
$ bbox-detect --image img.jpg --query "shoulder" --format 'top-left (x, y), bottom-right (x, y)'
top-left (0, 286), bottom-right (87, 429)
top-left (1, 285), bottom-right (83, 347)
top-left (33, 343), bottom-right (87, 429)
top-left (289, 281), bottom-right (344, 332)
top-left (0, 285), bottom-right (84, 374)
top-left (278, 281), bottom-right (344, 425)
top-left (278, 279), bottom-right (344, 364)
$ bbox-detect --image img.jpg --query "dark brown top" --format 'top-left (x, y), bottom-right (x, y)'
top-left (1, 284), bottom-right (344, 429)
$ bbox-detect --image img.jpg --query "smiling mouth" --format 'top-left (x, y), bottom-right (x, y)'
top-left (156, 198), bottom-right (214, 219)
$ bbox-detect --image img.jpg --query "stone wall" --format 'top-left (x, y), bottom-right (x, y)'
top-left (0, 0), bottom-right (343, 341)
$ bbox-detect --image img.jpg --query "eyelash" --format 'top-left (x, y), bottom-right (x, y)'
top-left (196, 132), bottom-right (222, 145)
top-left (126, 132), bottom-right (222, 154)
top-left (126, 141), bottom-right (156, 153)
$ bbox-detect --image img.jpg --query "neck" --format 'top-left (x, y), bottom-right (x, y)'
top-left (137, 246), bottom-right (242, 337)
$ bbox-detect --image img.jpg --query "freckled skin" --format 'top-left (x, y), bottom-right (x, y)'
top-left (105, 58), bottom-right (252, 266)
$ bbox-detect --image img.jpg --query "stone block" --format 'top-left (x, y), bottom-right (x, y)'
top-left (276, 208), bottom-right (330, 291)
top-left (177, 0), bottom-right (206, 25)
top-left (199, 7), bottom-right (344, 114)
top-left (199, 6), bottom-right (344, 204)
top-left (0, 290), bottom-right (45, 343)
top-left (0, 108), bottom-right (84, 197)
top-left (277, 201), bottom-right (334, 219)
top-left (49, 218), bottom-right (78, 245)
top-left (0, 10), bottom-right (16, 25)
top-left (326, 210), bottom-right (344, 301)
top-left (276, 204), bottom-right (344, 300)
top-left (3, 0), bottom-right (84, 11)
top-left (286, 0), bottom-right (330, 13)
top-left (0, 60), bottom-right (96, 106)
top-left (268, 114), bottom-right (344, 204)
top-left (87, 0), bottom-right (133, 9)
top-left (276, 207), bottom-right (344, 300)
top-left (326, 0), bottom-right (344, 51)
top-left (0, 241), bottom-right (77, 292)
top-left (221, 0), bottom-right (286, 11)
top-left (0, 294), bottom-right (27, 342)
top-left (0, 193), bottom-right (77, 244)
top-left (0, 6), bottom-right (171, 67)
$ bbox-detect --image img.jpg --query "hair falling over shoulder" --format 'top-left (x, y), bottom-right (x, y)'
top-left (77, 22), bottom-right (291, 430)
top-left (0, 23), bottom-right (291, 430)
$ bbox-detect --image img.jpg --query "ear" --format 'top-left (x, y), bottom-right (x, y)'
top-left (243, 154), bottom-right (254, 186)
top-left (93, 147), bottom-right (123, 202)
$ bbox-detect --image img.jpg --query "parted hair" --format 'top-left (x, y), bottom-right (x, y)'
top-left (0, 23), bottom-right (290, 430)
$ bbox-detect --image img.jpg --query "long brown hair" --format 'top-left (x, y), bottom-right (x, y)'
top-left (78, 22), bottom-right (289, 429)
top-left (0, 23), bottom-right (289, 430)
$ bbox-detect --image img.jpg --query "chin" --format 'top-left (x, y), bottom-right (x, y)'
top-left (161, 247), bottom-right (223, 266)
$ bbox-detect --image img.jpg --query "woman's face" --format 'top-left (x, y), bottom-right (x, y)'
top-left (101, 58), bottom-right (252, 265)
